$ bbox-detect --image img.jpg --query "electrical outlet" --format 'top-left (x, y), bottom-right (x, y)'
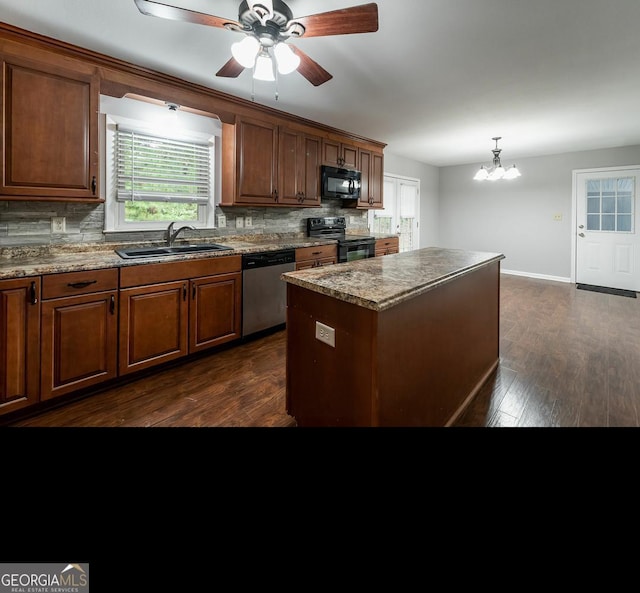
top-left (553, 213), bottom-right (563, 221)
top-left (245, 216), bottom-right (253, 228)
top-left (217, 214), bottom-right (226, 228)
top-left (51, 216), bottom-right (66, 233)
top-left (236, 217), bottom-right (244, 229)
top-left (315, 321), bottom-right (335, 347)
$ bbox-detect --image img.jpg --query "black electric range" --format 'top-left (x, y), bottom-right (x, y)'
top-left (306, 217), bottom-right (375, 262)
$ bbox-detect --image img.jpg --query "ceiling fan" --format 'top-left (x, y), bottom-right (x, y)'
top-left (133, 0), bottom-right (379, 86)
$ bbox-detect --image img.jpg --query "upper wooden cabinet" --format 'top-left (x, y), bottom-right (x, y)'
top-left (222, 117), bottom-right (278, 206)
top-left (279, 126), bottom-right (321, 207)
top-left (0, 53), bottom-right (100, 201)
top-left (221, 117), bottom-right (322, 207)
top-left (358, 149), bottom-right (384, 209)
top-left (322, 138), bottom-right (359, 169)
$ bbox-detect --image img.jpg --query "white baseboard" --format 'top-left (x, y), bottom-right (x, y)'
top-left (500, 268), bottom-right (571, 284)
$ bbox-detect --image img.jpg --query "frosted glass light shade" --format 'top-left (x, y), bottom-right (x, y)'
top-left (254, 52), bottom-right (275, 81)
top-left (503, 165), bottom-right (522, 179)
top-left (474, 166), bottom-right (489, 181)
top-left (231, 36), bottom-right (260, 68)
top-left (488, 166), bottom-right (505, 180)
top-left (274, 42), bottom-right (300, 74)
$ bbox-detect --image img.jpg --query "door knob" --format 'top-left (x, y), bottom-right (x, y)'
top-left (579, 232), bottom-right (585, 237)
top-left (578, 224), bottom-right (584, 229)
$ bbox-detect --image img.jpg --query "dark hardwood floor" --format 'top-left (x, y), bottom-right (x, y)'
top-left (7, 274), bottom-right (640, 428)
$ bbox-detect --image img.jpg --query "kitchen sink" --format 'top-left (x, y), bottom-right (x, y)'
top-left (115, 243), bottom-right (233, 259)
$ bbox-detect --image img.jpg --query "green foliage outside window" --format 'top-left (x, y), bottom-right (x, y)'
top-left (124, 201), bottom-right (198, 222)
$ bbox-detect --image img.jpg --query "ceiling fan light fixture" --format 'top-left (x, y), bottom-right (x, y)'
top-left (273, 42), bottom-right (300, 74)
top-left (247, 0), bottom-right (274, 22)
top-left (254, 50), bottom-right (275, 81)
top-left (474, 137), bottom-right (521, 181)
top-left (231, 35), bottom-right (260, 68)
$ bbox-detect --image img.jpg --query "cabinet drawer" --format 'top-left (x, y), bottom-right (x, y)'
top-left (295, 244), bottom-right (337, 262)
top-left (42, 268), bottom-right (118, 299)
top-left (375, 237), bottom-right (399, 256)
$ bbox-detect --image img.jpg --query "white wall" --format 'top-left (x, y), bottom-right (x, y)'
top-left (384, 152), bottom-right (439, 247)
top-left (438, 145), bottom-right (640, 280)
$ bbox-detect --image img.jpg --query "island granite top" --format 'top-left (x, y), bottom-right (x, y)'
top-left (281, 246), bottom-right (505, 311)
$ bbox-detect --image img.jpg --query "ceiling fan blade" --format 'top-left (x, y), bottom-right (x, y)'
top-left (291, 46), bottom-right (333, 86)
top-left (293, 3), bottom-right (378, 38)
top-left (134, 0), bottom-right (243, 31)
top-left (216, 57), bottom-right (246, 78)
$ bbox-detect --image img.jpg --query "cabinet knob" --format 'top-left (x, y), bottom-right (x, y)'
top-left (30, 281), bottom-right (38, 305)
top-left (91, 176), bottom-right (97, 195)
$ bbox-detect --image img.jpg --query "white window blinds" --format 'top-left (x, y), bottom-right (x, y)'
top-left (116, 127), bottom-right (211, 203)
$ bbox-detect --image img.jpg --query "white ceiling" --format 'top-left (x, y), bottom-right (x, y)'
top-left (2, 0), bottom-right (640, 167)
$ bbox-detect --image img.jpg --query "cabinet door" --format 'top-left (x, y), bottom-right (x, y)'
top-left (279, 127), bottom-right (321, 206)
top-left (1, 55), bottom-right (99, 200)
top-left (278, 127), bottom-right (302, 205)
top-left (119, 281), bottom-right (189, 375)
top-left (190, 271), bottom-right (242, 353)
top-left (40, 291), bottom-right (118, 400)
top-left (300, 133), bottom-right (322, 206)
top-left (369, 151), bottom-right (384, 208)
top-left (357, 149), bottom-right (384, 209)
top-left (0, 278), bottom-right (40, 415)
top-left (322, 139), bottom-right (358, 169)
top-left (236, 118), bottom-right (279, 205)
top-left (359, 149), bottom-right (372, 208)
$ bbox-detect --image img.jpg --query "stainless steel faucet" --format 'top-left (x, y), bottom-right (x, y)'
top-left (166, 221), bottom-right (196, 246)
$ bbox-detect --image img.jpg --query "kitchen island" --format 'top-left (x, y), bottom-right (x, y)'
top-left (281, 247), bottom-right (505, 427)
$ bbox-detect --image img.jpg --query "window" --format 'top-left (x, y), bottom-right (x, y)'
top-left (101, 96), bottom-right (220, 232)
top-left (369, 174), bottom-right (420, 252)
top-left (586, 177), bottom-right (634, 232)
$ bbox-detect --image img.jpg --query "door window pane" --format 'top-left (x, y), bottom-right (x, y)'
top-left (617, 215), bottom-right (632, 232)
top-left (584, 177), bottom-right (634, 232)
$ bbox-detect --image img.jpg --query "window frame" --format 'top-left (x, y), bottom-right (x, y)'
top-left (101, 97), bottom-right (219, 233)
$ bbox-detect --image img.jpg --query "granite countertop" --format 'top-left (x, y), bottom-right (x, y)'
top-left (281, 246), bottom-right (505, 311)
top-left (0, 234), bottom-right (339, 280)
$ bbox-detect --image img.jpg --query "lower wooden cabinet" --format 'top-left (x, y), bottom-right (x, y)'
top-left (0, 277), bottom-right (41, 415)
top-left (118, 256), bottom-right (242, 375)
top-left (375, 237), bottom-right (399, 256)
top-left (0, 255), bottom-right (242, 416)
top-left (40, 269), bottom-right (119, 400)
top-left (295, 244), bottom-right (337, 270)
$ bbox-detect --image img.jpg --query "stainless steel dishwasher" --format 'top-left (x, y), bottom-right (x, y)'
top-left (242, 249), bottom-right (296, 337)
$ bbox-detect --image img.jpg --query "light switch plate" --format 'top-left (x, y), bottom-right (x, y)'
top-left (315, 321), bottom-right (335, 347)
top-left (218, 214), bottom-right (226, 228)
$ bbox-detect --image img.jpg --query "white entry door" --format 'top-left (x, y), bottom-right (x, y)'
top-left (574, 166), bottom-right (640, 291)
top-left (368, 174), bottom-right (420, 252)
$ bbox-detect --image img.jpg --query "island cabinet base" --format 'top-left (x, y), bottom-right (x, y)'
top-left (286, 261), bottom-right (500, 427)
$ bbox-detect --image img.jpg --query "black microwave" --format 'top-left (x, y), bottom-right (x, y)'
top-left (321, 165), bottom-right (361, 200)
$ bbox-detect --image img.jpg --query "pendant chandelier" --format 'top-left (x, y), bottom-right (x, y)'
top-left (473, 137), bottom-right (521, 181)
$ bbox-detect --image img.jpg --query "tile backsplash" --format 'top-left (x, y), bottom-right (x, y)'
top-left (0, 200), bottom-right (370, 246)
